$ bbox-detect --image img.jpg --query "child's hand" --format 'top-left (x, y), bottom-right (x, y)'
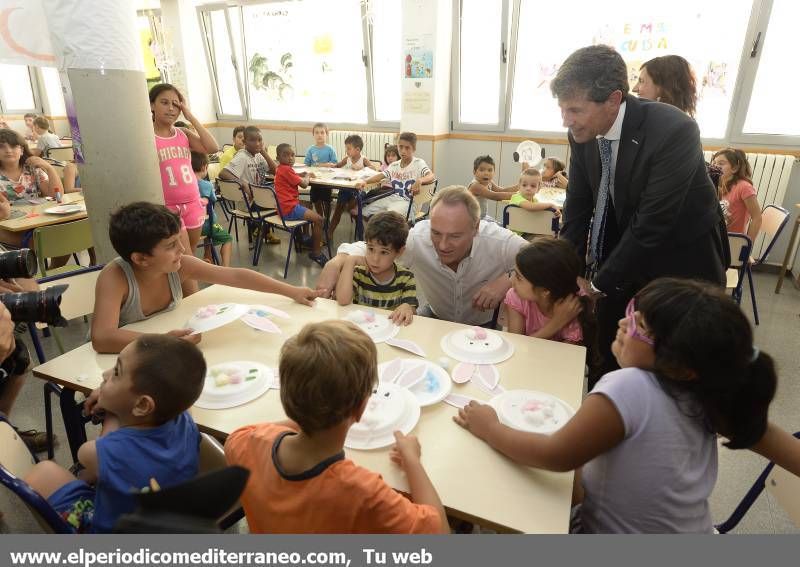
top-left (25, 156), bottom-right (49, 170)
top-left (307, 172), bottom-right (316, 179)
top-left (82, 387), bottom-right (102, 417)
top-left (411, 181), bottom-right (422, 195)
top-left (355, 180), bottom-right (366, 189)
top-left (168, 328), bottom-right (202, 345)
top-left (453, 401), bottom-right (500, 441)
top-left (389, 303), bottom-right (415, 326)
top-left (552, 295), bottom-right (582, 325)
top-left (390, 431), bottom-right (422, 468)
top-left (553, 207), bottom-right (562, 218)
top-left (554, 172), bottom-right (568, 189)
top-left (291, 286), bottom-right (324, 306)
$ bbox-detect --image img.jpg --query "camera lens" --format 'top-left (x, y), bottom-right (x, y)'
top-left (0, 249), bottom-right (37, 279)
top-left (0, 284), bottom-right (69, 327)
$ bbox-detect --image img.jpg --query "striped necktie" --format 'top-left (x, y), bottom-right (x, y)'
top-left (589, 136), bottom-right (613, 268)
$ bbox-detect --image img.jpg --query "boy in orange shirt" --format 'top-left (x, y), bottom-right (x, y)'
top-left (224, 320), bottom-right (448, 534)
top-left (274, 143), bottom-right (328, 267)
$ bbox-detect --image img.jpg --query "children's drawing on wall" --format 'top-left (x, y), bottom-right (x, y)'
top-left (701, 62), bottom-right (727, 96)
top-left (403, 33), bottom-right (433, 79)
top-left (249, 52), bottom-right (294, 101)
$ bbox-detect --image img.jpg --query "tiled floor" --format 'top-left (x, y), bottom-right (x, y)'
top-left (2, 217), bottom-right (799, 533)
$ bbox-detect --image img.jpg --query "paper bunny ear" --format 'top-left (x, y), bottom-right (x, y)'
top-left (251, 304), bottom-right (290, 319)
top-left (385, 337), bottom-right (427, 357)
top-left (241, 315), bottom-right (282, 334)
top-left (380, 358), bottom-right (405, 384)
top-left (451, 362), bottom-right (475, 384)
top-left (443, 394), bottom-right (479, 409)
top-left (396, 363), bottom-right (427, 389)
top-left (475, 364), bottom-right (499, 391)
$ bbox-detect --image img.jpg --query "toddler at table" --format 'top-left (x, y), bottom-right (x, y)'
top-left (467, 155), bottom-right (516, 222)
top-left (507, 168), bottom-right (562, 238)
top-left (24, 334), bottom-right (206, 533)
top-left (304, 122), bottom-right (338, 222)
top-left (91, 202), bottom-right (321, 353)
top-left (274, 143), bottom-right (328, 267)
top-left (328, 134), bottom-right (378, 241)
top-left (191, 151), bottom-right (232, 267)
top-left (335, 211), bottom-right (417, 326)
top-left (224, 320), bottom-right (448, 533)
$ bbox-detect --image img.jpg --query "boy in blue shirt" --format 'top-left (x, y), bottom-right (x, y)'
top-left (192, 151), bottom-right (233, 266)
top-left (304, 122), bottom-right (338, 227)
top-left (24, 335), bottom-right (207, 533)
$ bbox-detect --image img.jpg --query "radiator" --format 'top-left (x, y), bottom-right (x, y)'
top-left (329, 131), bottom-right (396, 163)
top-left (704, 151), bottom-right (795, 260)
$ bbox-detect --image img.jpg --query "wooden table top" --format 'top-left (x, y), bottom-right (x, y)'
top-left (0, 193), bottom-right (86, 232)
top-left (33, 285), bottom-right (586, 533)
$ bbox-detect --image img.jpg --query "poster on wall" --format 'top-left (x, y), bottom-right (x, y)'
top-left (403, 34), bottom-right (433, 79)
top-left (58, 70), bottom-right (84, 164)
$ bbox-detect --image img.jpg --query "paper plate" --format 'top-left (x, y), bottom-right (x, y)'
top-left (379, 359), bottom-right (452, 407)
top-left (488, 389), bottom-right (575, 435)
top-left (195, 361), bottom-right (274, 410)
top-left (440, 328), bottom-right (515, 365)
top-left (44, 204), bottom-right (86, 215)
top-left (343, 309), bottom-right (400, 343)
top-left (185, 303), bottom-right (248, 334)
top-left (345, 382), bottom-right (421, 450)
top-left (515, 141), bottom-right (544, 167)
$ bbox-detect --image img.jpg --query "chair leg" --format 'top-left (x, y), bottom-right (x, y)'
top-left (715, 461), bottom-right (775, 533)
top-left (28, 325), bottom-right (46, 364)
top-left (52, 328), bottom-right (66, 354)
top-left (252, 222), bottom-right (265, 266)
top-left (59, 388), bottom-right (88, 464)
top-left (210, 242), bottom-right (221, 265)
top-left (43, 382), bottom-right (61, 460)
top-left (284, 231), bottom-right (294, 279)
top-left (747, 266), bottom-right (759, 325)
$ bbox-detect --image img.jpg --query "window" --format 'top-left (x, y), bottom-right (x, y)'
top-left (0, 64), bottom-right (37, 112)
top-left (742, 0), bottom-right (800, 137)
top-left (453, 0), bottom-right (511, 129)
top-left (508, 0), bottom-right (752, 138)
top-left (367, 0), bottom-right (402, 123)
top-left (199, 7), bottom-right (246, 118)
top-left (40, 67), bottom-right (66, 117)
top-left (242, 0), bottom-right (367, 123)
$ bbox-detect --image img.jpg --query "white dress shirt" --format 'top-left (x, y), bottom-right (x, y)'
top-left (337, 221), bottom-right (528, 325)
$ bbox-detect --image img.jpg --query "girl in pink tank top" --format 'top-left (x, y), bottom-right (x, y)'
top-left (150, 83), bottom-right (219, 253)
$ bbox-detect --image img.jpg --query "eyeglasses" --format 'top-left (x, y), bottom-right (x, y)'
top-left (625, 299), bottom-right (654, 346)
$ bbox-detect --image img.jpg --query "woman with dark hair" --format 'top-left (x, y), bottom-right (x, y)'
top-left (149, 83), bottom-right (218, 255)
top-left (0, 128), bottom-right (65, 242)
top-left (456, 277), bottom-right (800, 533)
top-left (712, 148), bottom-right (762, 243)
top-left (634, 55), bottom-right (698, 117)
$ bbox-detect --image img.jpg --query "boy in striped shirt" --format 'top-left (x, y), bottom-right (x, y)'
top-left (335, 211), bottom-right (417, 325)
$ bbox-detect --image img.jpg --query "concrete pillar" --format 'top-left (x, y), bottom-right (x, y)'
top-left (41, 0), bottom-right (164, 263)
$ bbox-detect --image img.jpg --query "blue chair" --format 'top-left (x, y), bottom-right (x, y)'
top-left (250, 184), bottom-right (331, 278)
top-left (0, 416), bottom-right (75, 533)
top-left (716, 431), bottom-right (800, 533)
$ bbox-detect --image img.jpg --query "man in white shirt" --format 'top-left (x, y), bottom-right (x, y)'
top-left (318, 186), bottom-right (527, 326)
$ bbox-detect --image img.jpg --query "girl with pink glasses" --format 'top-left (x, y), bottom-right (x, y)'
top-left (456, 277), bottom-right (799, 532)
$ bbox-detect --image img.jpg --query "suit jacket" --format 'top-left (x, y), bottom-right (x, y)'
top-left (560, 96), bottom-right (728, 295)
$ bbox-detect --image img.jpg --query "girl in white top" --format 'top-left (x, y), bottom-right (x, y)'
top-left (456, 277), bottom-right (799, 533)
top-left (329, 134), bottom-right (378, 240)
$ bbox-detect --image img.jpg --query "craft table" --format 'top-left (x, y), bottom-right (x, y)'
top-left (0, 193), bottom-right (87, 233)
top-left (33, 285), bottom-right (586, 533)
top-left (775, 204), bottom-right (800, 293)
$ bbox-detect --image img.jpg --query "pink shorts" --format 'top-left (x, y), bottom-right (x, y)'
top-left (166, 198), bottom-right (206, 230)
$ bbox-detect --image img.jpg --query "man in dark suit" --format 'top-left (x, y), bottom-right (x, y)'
top-left (552, 45), bottom-right (728, 385)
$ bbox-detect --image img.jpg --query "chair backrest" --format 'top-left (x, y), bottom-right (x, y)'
top-left (250, 184), bottom-right (282, 218)
top-left (756, 204), bottom-right (790, 264)
top-left (206, 162), bottom-right (223, 183)
top-left (0, 419), bottom-right (73, 533)
top-left (728, 232), bottom-right (753, 270)
top-left (503, 204), bottom-right (559, 236)
top-left (410, 180), bottom-right (438, 221)
top-left (33, 218), bottom-right (94, 277)
top-left (38, 264), bottom-right (103, 320)
top-left (198, 433), bottom-right (227, 475)
top-left (46, 146), bottom-right (75, 162)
